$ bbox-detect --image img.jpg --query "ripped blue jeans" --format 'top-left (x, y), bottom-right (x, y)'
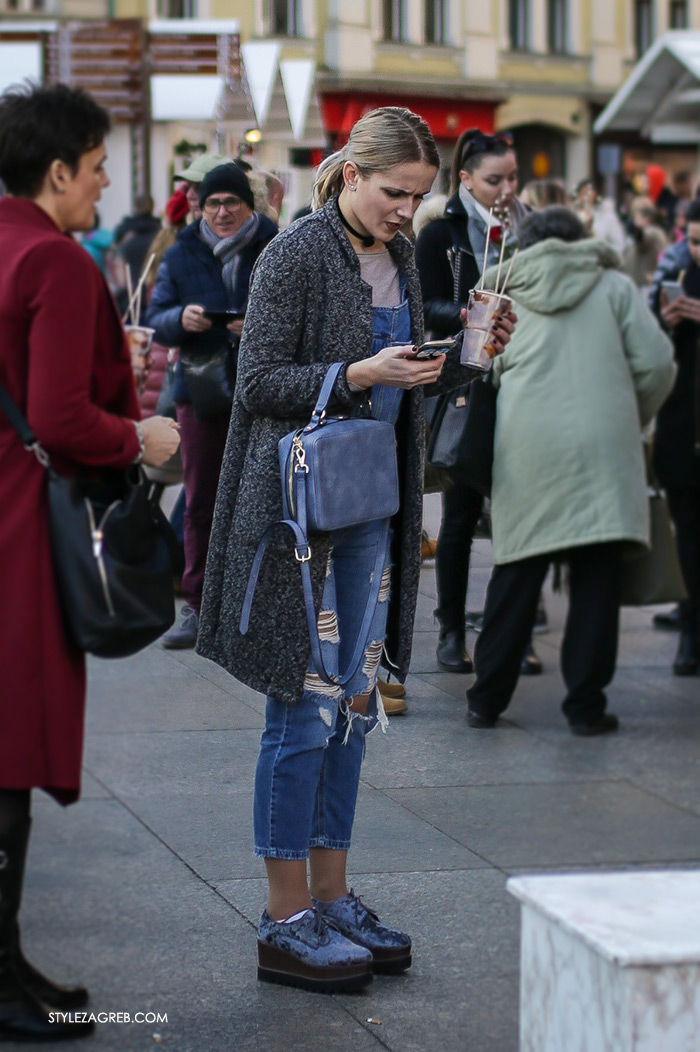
top-left (253, 519), bottom-right (393, 859)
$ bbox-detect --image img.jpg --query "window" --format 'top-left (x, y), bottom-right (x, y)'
top-left (426, 0), bottom-right (449, 45)
top-left (548, 0), bottom-right (567, 53)
top-left (158, 0), bottom-right (196, 17)
top-left (0, 0), bottom-right (46, 10)
top-left (509, 0), bottom-right (530, 51)
top-left (669, 1), bottom-right (688, 28)
top-left (267, 0), bottom-right (303, 37)
top-left (383, 0), bottom-right (409, 43)
top-left (635, 0), bottom-right (653, 56)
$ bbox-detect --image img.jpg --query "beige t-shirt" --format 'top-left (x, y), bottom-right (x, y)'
top-left (357, 249), bottom-right (401, 307)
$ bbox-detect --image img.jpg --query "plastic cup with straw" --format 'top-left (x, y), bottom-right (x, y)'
top-left (123, 254), bottom-right (156, 391)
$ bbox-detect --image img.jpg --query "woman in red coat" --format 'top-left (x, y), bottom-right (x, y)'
top-left (0, 83), bottom-right (180, 1041)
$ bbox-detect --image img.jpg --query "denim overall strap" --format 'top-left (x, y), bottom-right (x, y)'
top-left (370, 281), bottom-right (412, 425)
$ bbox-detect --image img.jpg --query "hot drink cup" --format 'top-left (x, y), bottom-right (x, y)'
top-left (459, 326), bottom-right (496, 372)
top-left (467, 289), bottom-right (512, 331)
top-left (124, 325), bottom-right (155, 389)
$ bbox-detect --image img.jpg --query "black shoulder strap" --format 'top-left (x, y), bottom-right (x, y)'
top-left (0, 380), bottom-right (36, 447)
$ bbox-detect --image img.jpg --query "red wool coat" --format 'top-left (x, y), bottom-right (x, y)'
top-left (0, 199), bottom-right (141, 804)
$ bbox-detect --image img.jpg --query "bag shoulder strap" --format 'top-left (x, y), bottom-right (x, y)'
top-left (240, 461), bottom-right (389, 691)
top-left (0, 380), bottom-right (36, 446)
top-left (306, 363), bottom-right (345, 430)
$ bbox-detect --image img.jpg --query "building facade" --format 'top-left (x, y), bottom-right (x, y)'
top-left (3, 1), bottom-right (700, 216)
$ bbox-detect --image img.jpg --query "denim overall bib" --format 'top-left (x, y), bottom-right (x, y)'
top-left (253, 283), bottom-right (412, 859)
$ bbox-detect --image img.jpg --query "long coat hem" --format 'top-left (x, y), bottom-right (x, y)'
top-left (492, 528), bottom-right (649, 567)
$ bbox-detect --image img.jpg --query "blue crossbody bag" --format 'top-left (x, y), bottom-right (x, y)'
top-left (240, 362), bottom-right (400, 687)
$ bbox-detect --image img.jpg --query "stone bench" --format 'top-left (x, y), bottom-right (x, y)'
top-left (507, 870), bottom-right (700, 1052)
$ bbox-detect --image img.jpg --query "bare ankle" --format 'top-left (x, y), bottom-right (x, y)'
top-left (309, 882), bottom-right (348, 904)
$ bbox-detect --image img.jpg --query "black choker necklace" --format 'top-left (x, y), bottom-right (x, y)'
top-left (337, 198), bottom-right (375, 248)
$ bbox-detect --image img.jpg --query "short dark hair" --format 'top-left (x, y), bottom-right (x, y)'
top-left (517, 206), bottom-right (587, 250)
top-left (685, 198), bottom-right (700, 224)
top-left (0, 82), bottom-right (110, 197)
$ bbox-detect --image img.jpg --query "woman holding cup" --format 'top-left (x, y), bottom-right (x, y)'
top-left (415, 129), bottom-right (534, 675)
top-left (0, 82), bottom-right (179, 1040)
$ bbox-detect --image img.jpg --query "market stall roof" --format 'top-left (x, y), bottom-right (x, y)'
top-left (594, 30), bottom-right (700, 143)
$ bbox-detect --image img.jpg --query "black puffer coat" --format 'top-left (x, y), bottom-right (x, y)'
top-left (415, 192), bottom-right (480, 339)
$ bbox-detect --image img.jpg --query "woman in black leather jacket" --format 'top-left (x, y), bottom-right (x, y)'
top-left (415, 129), bottom-right (538, 674)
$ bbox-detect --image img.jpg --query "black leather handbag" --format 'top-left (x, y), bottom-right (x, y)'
top-left (180, 345), bottom-right (234, 421)
top-left (426, 375), bottom-right (497, 496)
top-left (0, 383), bottom-right (180, 658)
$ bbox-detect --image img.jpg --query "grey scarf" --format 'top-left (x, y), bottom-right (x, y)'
top-left (458, 184), bottom-right (525, 278)
top-left (199, 213), bottom-right (260, 304)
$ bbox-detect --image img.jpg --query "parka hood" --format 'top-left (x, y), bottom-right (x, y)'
top-left (485, 238), bottom-right (621, 314)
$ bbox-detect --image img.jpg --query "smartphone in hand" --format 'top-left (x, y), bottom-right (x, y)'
top-left (413, 338), bottom-right (456, 359)
top-left (661, 281), bottom-right (683, 304)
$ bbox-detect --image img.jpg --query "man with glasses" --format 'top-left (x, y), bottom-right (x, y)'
top-left (147, 164), bottom-right (278, 647)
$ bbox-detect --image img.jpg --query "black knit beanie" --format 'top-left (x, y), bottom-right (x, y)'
top-left (198, 163), bottom-right (255, 212)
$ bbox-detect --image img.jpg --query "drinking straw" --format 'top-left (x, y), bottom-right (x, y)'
top-left (123, 253), bottom-right (155, 327)
top-left (124, 265), bottom-right (134, 325)
top-left (499, 248), bottom-right (519, 296)
top-left (494, 229), bottom-right (508, 295)
top-left (478, 208), bottom-right (494, 290)
top-left (134, 253), bottom-right (155, 325)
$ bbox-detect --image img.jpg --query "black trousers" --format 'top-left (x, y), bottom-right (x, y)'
top-left (666, 486), bottom-right (700, 633)
top-left (434, 469), bottom-right (484, 634)
top-left (467, 543), bottom-right (623, 725)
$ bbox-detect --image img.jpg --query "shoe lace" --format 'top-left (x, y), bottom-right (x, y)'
top-left (349, 890), bottom-right (379, 929)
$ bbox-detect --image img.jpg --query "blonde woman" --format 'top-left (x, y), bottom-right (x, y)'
top-left (198, 108), bottom-right (514, 993)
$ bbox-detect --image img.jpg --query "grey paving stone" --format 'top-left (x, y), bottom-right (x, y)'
top-left (363, 690), bottom-right (607, 790)
top-left (84, 728), bottom-right (262, 798)
top-left (385, 780), bottom-right (700, 870)
top-left (86, 647), bottom-right (263, 735)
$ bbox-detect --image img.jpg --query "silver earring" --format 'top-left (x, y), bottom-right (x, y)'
top-left (348, 183), bottom-right (357, 191)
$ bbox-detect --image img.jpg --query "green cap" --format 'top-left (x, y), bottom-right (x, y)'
top-left (174, 153), bottom-right (231, 183)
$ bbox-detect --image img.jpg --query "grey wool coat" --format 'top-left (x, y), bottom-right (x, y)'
top-left (196, 195), bottom-right (479, 704)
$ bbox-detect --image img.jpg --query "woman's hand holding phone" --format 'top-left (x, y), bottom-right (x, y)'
top-left (346, 343), bottom-right (446, 390)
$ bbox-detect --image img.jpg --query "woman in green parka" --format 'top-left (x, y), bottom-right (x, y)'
top-left (466, 206), bottom-right (675, 736)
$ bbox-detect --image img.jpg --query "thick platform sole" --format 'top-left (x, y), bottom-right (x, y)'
top-left (257, 942), bottom-right (372, 994)
top-left (372, 951), bottom-right (412, 975)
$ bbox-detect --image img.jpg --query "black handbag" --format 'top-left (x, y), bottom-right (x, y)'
top-left (180, 344), bottom-right (235, 421)
top-left (0, 383), bottom-right (180, 658)
top-left (240, 363), bottom-right (399, 687)
top-left (620, 487), bottom-right (687, 607)
top-left (427, 375), bottom-right (497, 496)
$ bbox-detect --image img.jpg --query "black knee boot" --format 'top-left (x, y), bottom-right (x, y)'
top-left (0, 792), bottom-right (92, 1041)
top-left (673, 601), bottom-right (699, 676)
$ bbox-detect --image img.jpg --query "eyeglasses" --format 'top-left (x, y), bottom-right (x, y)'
top-left (203, 196), bottom-right (242, 215)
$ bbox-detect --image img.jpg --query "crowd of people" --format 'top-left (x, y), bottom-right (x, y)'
top-left (0, 79), bottom-right (696, 1035)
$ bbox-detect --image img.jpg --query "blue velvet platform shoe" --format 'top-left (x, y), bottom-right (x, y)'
top-left (313, 891), bottom-right (412, 974)
top-left (257, 908), bottom-right (373, 993)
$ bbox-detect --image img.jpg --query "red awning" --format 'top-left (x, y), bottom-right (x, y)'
top-left (320, 92), bottom-right (496, 143)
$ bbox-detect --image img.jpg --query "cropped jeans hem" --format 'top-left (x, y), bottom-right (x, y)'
top-left (308, 836), bottom-right (351, 851)
top-left (254, 846), bottom-right (312, 861)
